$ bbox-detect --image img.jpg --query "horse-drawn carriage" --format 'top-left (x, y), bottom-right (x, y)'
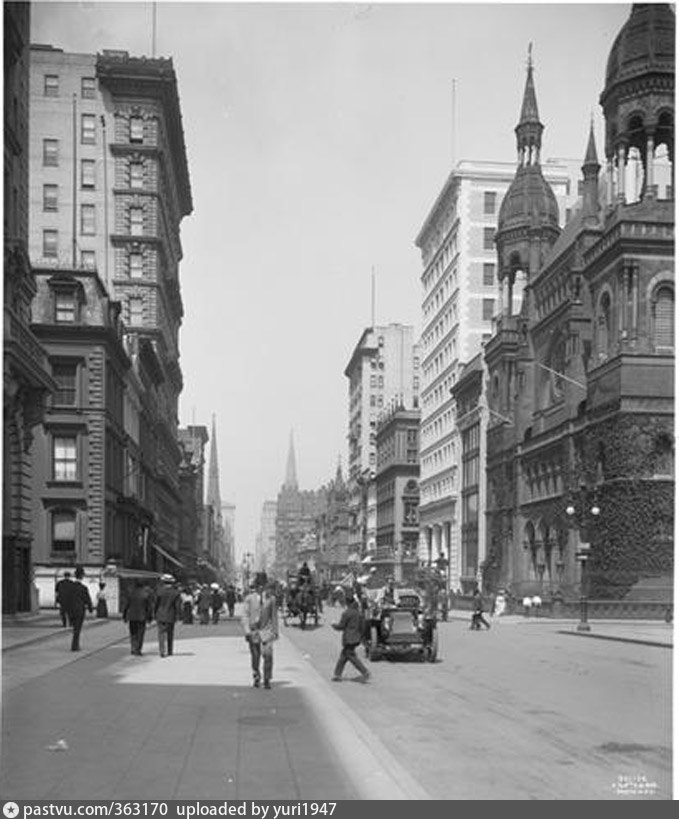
top-left (282, 572), bottom-right (321, 629)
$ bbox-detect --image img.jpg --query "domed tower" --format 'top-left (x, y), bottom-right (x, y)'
top-left (600, 3), bottom-right (675, 203)
top-left (495, 45), bottom-right (561, 316)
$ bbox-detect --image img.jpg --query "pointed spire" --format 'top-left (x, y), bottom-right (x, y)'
top-left (206, 413), bottom-right (222, 512)
top-left (284, 429), bottom-right (298, 490)
top-left (583, 115), bottom-right (599, 168)
top-left (519, 43), bottom-right (540, 124)
top-left (515, 43), bottom-right (544, 167)
top-left (335, 455), bottom-right (343, 485)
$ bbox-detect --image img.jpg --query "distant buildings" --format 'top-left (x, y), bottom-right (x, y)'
top-left (255, 500), bottom-right (277, 575)
top-left (344, 324), bottom-right (420, 562)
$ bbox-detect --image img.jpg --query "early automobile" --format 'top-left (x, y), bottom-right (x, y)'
top-left (363, 587), bottom-right (438, 662)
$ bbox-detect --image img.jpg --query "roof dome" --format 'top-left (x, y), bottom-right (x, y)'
top-left (497, 165), bottom-right (560, 233)
top-left (603, 4), bottom-right (675, 95)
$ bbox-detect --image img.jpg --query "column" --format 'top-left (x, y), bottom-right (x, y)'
top-left (607, 157), bottom-right (615, 207)
top-left (616, 144), bottom-right (626, 203)
top-left (645, 133), bottom-right (655, 195)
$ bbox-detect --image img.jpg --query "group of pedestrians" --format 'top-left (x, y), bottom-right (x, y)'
top-left (180, 583), bottom-right (238, 625)
top-left (121, 574), bottom-right (183, 657)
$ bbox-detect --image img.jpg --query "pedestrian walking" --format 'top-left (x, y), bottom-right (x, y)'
top-left (154, 575), bottom-right (182, 657)
top-left (331, 593), bottom-right (370, 683)
top-left (55, 571), bottom-right (73, 627)
top-left (59, 566), bottom-right (93, 651)
top-left (211, 584), bottom-right (224, 624)
top-left (225, 584), bottom-right (236, 618)
top-left (242, 573), bottom-right (279, 689)
top-left (531, 595), bottom-right (542, 617)
top-left (122, 579), bottom-right (154, 655)
top-left (95, 582), bottom-right (109, 618)
top-left (522, 595), bottom-right (533, 617)
top-left (196, 585), bottom-right (212, 625)
top-left (180, 587), bottom-right (194, 624)
top-left (470, 587), bottom-right (491, 630)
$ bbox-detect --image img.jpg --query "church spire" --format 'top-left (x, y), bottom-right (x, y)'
top-left (515, 43), bottom-right (544, 168)
top-left (581, 117), bottom-right (601, 224)
top-left (206, 413), bottom-right (222, 513)
top-left (284, 429), bottom-right (298, 490)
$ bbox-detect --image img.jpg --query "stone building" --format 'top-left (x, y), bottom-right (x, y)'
top-left (484, 4), bottom-right (674, 613)
top-left (314, 461), bottom-right (350, 585)
top-left (27, 45), bottom-right (193, 595)
top-left (3, 2), bottom-right (55, 613)
top-left (374, 402), bottom-right (421, 585)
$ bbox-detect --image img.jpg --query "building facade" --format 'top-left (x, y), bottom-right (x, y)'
top-left (415, 154), bottom-right (579, 592)
top-left (374, 402), bottom-right (421, 585)
top-left (27, 45), bottom-right (193, 593)
top-left (484, 4), bottom-right (674, 612)
top-left (344, 324), bottom-right (420, 562)
top-left (255, 499), bottom-right (277, 575)
top-left (3, 2), bottom-right (56, 612)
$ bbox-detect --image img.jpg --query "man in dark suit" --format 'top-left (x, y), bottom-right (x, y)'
top-left (55, 571), bottom-right (73, 626)
top-left (122, 579), bottom-right (154, 655)
top-left (154, 575), bottom-right (182, 657)
top-left (59, 566), bottom-right (93, 651)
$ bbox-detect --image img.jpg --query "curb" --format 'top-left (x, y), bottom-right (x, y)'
top-left (2, 617), bottom-right (122, 653)
top-left (557, 630), bottom-right (672, 649)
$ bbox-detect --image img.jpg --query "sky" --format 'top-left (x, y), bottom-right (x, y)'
top-left (30, 0), bottom-right (633, 559)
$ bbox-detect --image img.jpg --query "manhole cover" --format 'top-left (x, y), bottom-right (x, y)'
top-left (238, 714), bottom-right (297, 727)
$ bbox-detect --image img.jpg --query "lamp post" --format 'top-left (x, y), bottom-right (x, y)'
top-left (566, 493), bottom-right (600, 632)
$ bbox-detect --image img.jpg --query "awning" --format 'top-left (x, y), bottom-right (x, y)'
top-left (150, 541), bottom-right (184, 568)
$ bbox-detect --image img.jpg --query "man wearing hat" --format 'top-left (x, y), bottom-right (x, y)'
top-left (241, 572), bottom-right (279, 689)
top-left (154, 574), bottom-right (182, 657)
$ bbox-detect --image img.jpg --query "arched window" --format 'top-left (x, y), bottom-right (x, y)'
top-left (652, 285), bottom-right (674, 349)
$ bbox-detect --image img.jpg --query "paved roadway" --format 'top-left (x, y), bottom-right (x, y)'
top-left (284, 607), bottom-right (673, 800)
top-left (1, 609), bottom-right (673, 801)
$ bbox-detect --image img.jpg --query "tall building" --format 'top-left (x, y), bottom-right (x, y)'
top-left (374, 402), bottom-right (421, 585)
top-left (27, 45), bottom-right (193, 590)
top-left (484, 4), bottom-right (674, 611)
top-left (313, 461), bottom-right (350, 584)
top-left (415, 153), bottom-right (579, 591)
top-left (344, 324), bottom-right (420, 560)
top-left (3, 2), bottom-right (55, 613)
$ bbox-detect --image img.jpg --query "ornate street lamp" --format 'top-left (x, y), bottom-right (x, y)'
top-left (566, 493), bottom-right (600, 632)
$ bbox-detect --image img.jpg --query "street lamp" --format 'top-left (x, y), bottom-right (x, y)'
top-left (566, 492), bottom-right (600, 632)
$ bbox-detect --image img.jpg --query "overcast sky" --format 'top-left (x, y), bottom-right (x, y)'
top-left (31, 0), bottom-right (632, 559)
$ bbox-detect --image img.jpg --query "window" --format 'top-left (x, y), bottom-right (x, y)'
top-left (130, 116), bottom-right (144, 143)
top-left (52, 510), bottom-right (76, 553)
top-left (482, 298), bottom-right (495, 321)
top-left (129, 207), bottom-right (143, 236)
top-left (483, 262), bottom-right (495, 286)
top-left (81, 159), bottom-right (95, 189)
top-left (44, 74), bottom-right (59, 96)
top-left (484, 191), bottom-right (496, 214)
top-left (43, 229), bottom-right (58, 258)
top-left (81, 77), bottom-right (96, 98)
top-left (43, 184), bottom-right (58, 212)
top-left (129, 252), bottom-right (143, 278)
top-left (53, 436), bottom-right (77, 481)
top-left (129, 162), bottom-right (144, 189)
top-left (81, 114), bottom-right (96, 145)
top-left (80, 204), bottom-right (96, 235)
top-left (52, 362), bottom-right (77, 406)
top-left (55, 291), bottom-right (76, 323)
top-left (128, 297), bottom-right (143, 326)
top-left (652, 285), bottom-right (674, 348)
top-left (43, 139), bottom-right (59, 167)
top-left (483, 227), bottom-right (495, 251)
top-left (81, 250), bottom-right (96, 270)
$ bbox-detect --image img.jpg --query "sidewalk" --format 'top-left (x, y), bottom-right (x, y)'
top-left (445, 610), bottom-right (674, 648)
top-left (1, 610), bottom-right (431, 801)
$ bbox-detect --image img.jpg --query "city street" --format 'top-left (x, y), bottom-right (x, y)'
top-left (1, 608), bottom-right (672, 801)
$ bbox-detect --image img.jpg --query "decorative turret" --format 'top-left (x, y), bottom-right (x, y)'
top-left (495, 45), bottom-right (561, 314)
top-left (600, 3), bottom-right (675, 203)
top-left (581, 119), bottom-right (601, 224)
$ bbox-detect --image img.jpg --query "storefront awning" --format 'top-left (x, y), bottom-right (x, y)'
top-left (150, 542), bottom-right (184, 568)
